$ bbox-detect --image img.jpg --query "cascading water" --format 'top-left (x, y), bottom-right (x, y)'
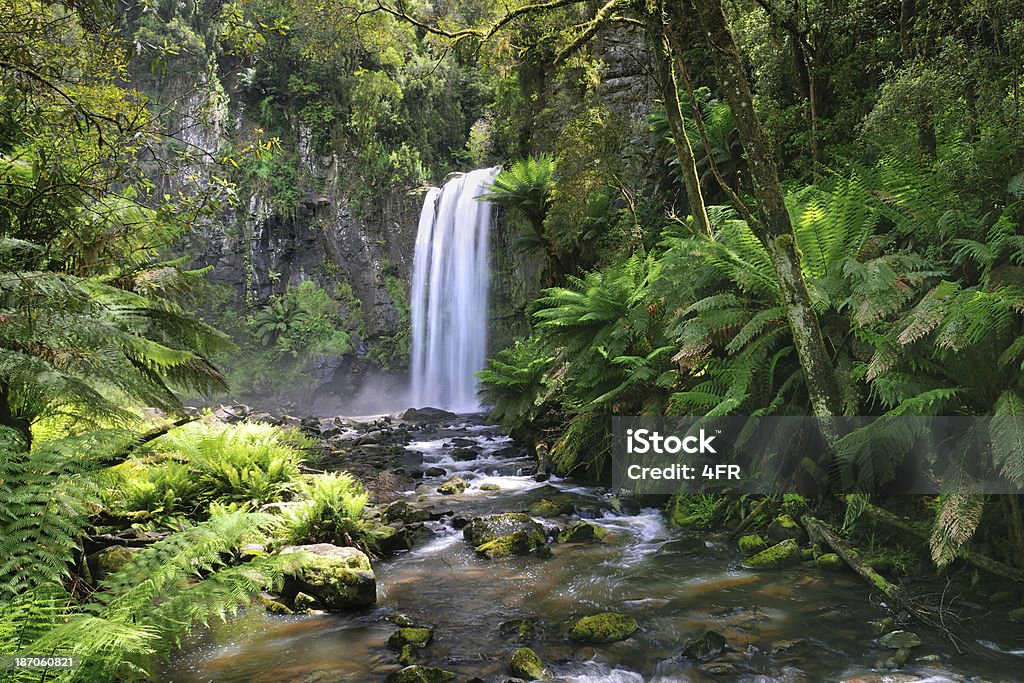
top-left (409, 167), bottom-right (500, 412)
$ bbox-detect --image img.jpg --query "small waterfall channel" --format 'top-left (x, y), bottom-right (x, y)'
top-left (409, 167), bottom-right (500, 413)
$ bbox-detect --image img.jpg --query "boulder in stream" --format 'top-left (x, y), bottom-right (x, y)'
top-left (568, 612), bottom-right (638, 643)
top-left (437, 476), bottom-right (468, 495)
top-left (388, 627), bottom-right (433, 649)
top-left (383, 500), bottom-right (431, 524)
top-left (463, 513), bottom-right (546, 547)
top-left (557, 521), bottom-right (608, 543)
top-left (737, 534), bottom-right (768, 557)
top-left (499, 618), bottom-right (539, 643)
top-left (682, 630), bottom-right (727, 660)
top-left (877, 630), bottom-right (922, 649)
top-left (399, 407), bottom-right (457, 423)
top-left (475, 531), bottom-right (548, 559)
top-left (279, 544), bottom-right (376, 610)
top-left (527, 497), bottom-right (575, 517)
top-left (767, 514), bottom-right (809, 545)
top-left (743, 539), bottom-right (801, 569)
top-left (385, 665), bottom-right (455, 683)
top-left (509, 647), bottom-right (550, 680)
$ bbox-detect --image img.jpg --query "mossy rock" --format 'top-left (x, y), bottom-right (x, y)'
top-left (398, 644), bottom-right (416, 666)
top-left (499, 618), bottom-right (538, 643)
top-left (557, 521), bottom-right (607, 544)
top-left (1010, 607), bottom-right (1024, 623)
top-left (509, 647), bottom-right (549, 680)
top-left (480, 483), bottom-right (502, 491)
top-left (259, 595), bottom-right (293, 615)
top-left (371, 523), bottom-right (414, 555)
top-left (385, 665), bottom-right (455, 683)
top-left (815, 553), bottom-right (846, 571)
top-left (388, 627), bottom-right (433, 649)
top-left (767, 515), bottom-right (808, 545)
top-left (737, 534), bottom-right (768, 557)
top-left (88, 545), bottom-right (142, 582)
top-left (682, 630), bottom-right (727, 661)
top-left (463, 513), bottom-right (546, 547)
top-left (568, 612), bottom-right (638, 643)
top-left (527, 497), bottom-right (575, 517)
top-left (475, 531), bottom-right (548, 559)
top-left (293, 591), bottom-right (324, 612)
top-left (279, 544), bottom-right (376, 610)
top-left (743, 539), bottom-right (801, 569)
top-left (383, 500), bottom-right (431, 524)
top-left (451, 447), bottom-right (478, 461)
top-left (437, 476), bottom-right (468, 495)
top-left (877, 630), bottom-right (922, 649)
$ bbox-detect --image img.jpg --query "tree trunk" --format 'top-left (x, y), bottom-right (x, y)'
top-left (690, 0), bottom-right (842, 417)
top-left (652, 1), bottom-right (712, 237)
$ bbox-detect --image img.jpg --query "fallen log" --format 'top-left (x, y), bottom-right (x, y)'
top-left (861, 502), bottom-right (1024, 582)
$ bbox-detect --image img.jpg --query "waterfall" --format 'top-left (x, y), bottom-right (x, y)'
top-left (410, 167), bottom-right (500, 412)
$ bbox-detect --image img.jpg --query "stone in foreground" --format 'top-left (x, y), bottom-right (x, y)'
top-left (463, 513), bottom-right (546, 547)
top-left (385, 665), bottom-right (455, 683)
top-left (682, 630), bottom-right (727, 660)
top-left (437, 476), bottom-right (468, 495)
top-left (509, 646), bottom-right (549, 679)
top-left (568, 612), bottom-right (638, 643)
top-left (475, 531), bottom-right (547, 559)
top-left (279, 543), bottom-right (376, 610)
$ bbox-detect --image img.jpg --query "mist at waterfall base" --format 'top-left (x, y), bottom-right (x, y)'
top-left (408, 167), bottom-right (500, 414)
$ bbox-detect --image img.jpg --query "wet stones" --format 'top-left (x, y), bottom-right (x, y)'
top-left (767, 514), bottom-right (809, 545)
top-left (499, 618), bottom-right (539, 643)
top-left (743, 539), bottom-right (802, 569)
top-left (877, 630), bottom-right (921, 649)
top-left (567, 612), bottom-right (638, 643)
top-left (278, 543), bottom-right (376, 610)
top-left (383, 500), bottom-right (431, 525)
top-left (556, 521), bottom-right (608, 544)
top-left (464, 513), bottom-right (550, 559)
top-left (527, 497), bottom-right (575, 517)
top-left (437, 476), bottom-right (468, 495)
top-left (682, 630), bottom-right (728, 661)
top-left (508, 647), bottom-right (550, 680)
top-left (737, 534), bottom-right (768, 557)
top-left (386, 665), bottom-right (455, 683)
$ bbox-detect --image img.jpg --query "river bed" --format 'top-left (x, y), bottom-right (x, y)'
top-left (164, 414), bottom-right (1024, 682)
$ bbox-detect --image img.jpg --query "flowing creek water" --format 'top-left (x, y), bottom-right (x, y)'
top-left (166, 414), bottom-right (1024, 682)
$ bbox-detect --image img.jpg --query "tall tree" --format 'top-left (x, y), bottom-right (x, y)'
top-left (689, 0), bottom-right (843, 417)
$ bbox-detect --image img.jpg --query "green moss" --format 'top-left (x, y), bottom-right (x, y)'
top-left (499, 618), bottom-right (538, 643)
top-left (815, 553), bottom-right (845, 571)
top-left (436, 476), bottom-right (468, 495)
top-left (463, 513), bottom-right (545, 546)
top-left (743, 539), bottom-right (801, 569)
top-left (475, 531), bottom-right (547, 559)
top-left (737, 534), bottom-right (767, 557)
top-left (557, 521), bottom-right (607, 543)
top-left (528, 497), bottom-right (574, 517)
top-left (388, 627), bottom-right (433, 649)
top-left (509, 647), bottom-right (549, 680)
top-left (767, 514), bottom-right (808, 545)
top-left (568, 612), bottom-right (638, 643)
top-left (1010, 607), bottom-right (1024, 623)
top-left (385, 666), bottom-right (456, 683)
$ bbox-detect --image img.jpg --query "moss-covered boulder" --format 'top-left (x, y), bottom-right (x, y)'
top-left (737, 534), bottom-right (768, 557)
top-left (388, 627), bottom-right (433, 649)
top-left (568, 612), bottom-right (638, 643)
top-left (1010, 607), bottom-right (1024, 623)
top-left (437, 476), bottom-right (468, 495)
top-left (259, 595), bottom-right (293, 615)
top-left (743, 539), bottom-right (801, 569)
top-left (87, 545), bottom-right (142, 582)
top-left (293, 591), bottom-right (324, 612)
top-left (398, 644), bottom-right (416, 666)
top-left (767, 515), bottom-right (808, 545)
top-left (370, 523), bottom-right (415, 555)
top-left (383, 500), bottom-right (431, 524)
top-left (557, 521), bottom-right (607, 544)
top-left (815, 553), bottom-right (846, 571)
top-left (480, 483), bottom-right (502, 491)
top-left (475, 531), bottom-right (548, 559)
top-left (279, 544), bottom-right (376, 610)
top-left (385, 665), bottom-right (455, 683)
top-left (463, 513), bottom-right (546, 547)
top-left (509, 647), bottom-right (549, 680)
top-left (527, 497), bottom-right (575, 517)
top-left (682, 630), bottom-right (727, 660)
top-left (877, 630), bottom-right (922, 649)
top-left (451, 447), bottom-right (478, 461)
top-left (499, 618), bottom-right (539, 643)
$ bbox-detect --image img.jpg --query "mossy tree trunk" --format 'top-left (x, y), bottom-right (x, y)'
top-left (689, 0), bottom-right (842, 418)
top-left (650, 0), bottom-right (711, 237)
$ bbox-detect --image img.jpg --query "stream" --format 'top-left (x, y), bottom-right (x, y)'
top-left (165, 414), bottom-right (1024, 682)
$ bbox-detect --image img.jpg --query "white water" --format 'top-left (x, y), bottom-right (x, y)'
top-left (410, 167), bottom-right (500, 412)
